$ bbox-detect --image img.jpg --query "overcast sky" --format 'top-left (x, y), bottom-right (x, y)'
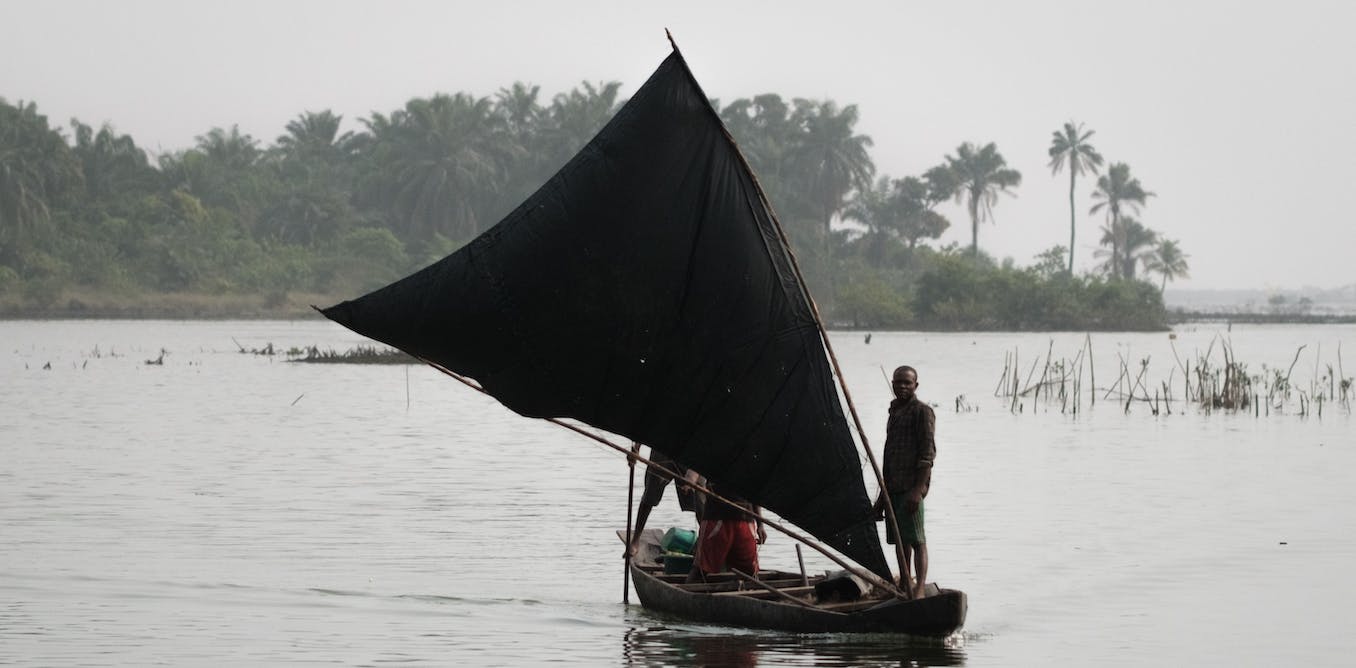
top-left (5, 0), bottom-right (1353, 290)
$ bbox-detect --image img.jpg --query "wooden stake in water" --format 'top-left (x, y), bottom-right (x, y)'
top-left (623, 441), bottom-right (640, 604)
top-left (1086, 333), bottom-right (1096, 407)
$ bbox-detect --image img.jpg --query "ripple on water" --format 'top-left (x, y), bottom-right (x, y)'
top-left (3, 321), bottom-right (1355, 665)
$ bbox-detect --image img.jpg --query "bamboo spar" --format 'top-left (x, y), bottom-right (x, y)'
top-left (623, 441), bottom-right (640, 604)
top-left (421, 359), bottom-right (910, 600)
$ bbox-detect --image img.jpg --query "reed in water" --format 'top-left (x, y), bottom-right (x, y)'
top-left (232, 338), bottom-right (415, 364)
top-left (992, 335), bottom-right (1351, 417)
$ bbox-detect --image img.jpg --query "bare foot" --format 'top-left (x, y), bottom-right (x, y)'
top-left (913, 582), bottom-right (927, 599)
top-left (893, 576), bottom-right (916, 598)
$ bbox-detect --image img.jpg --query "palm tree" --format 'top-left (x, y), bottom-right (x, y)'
top-left (363, 93), bottom-right (520, 241)
top-left (495, 82), bottom-right (543, 135)
top-left (1089, 162), bottom-right (1152, 278)
top-left (0, 99), bottom-right (82, 260)
top-left (944, 142), bottom-right (1021, 257)
top-left (720, 94), bottom-right (798, 186)
top-left (842, 176), bottom-right (900, 267)
top-left (1119, 218), bottom-right (1158, 279)
top-left (894, 176), bottom-right (950, 249)
top-left (787, 100), bottom-right (875, 247)
top-left (719, 94), bottom-right (819, 245)
top-left (1047, 121), bottom-right (1104, 273)
top-left (70, 120), bottom-right (156, 202)
top-left (492, 83), bottom-right (550, 208)
top-left (1095, 216), bottom-right (1156, 279)
top-left (159, 125), bottom-right (264, 220)
top-left (275, 110), bottom-right (354, 166)
top-left (261, 111), bottom-right (360, 244)
top-left (544, 81), bottom-right (622, 169)
top-left (196, 125), bottom-right (260, 171)
top-left (1144, 238), bottom-right (1190, 292)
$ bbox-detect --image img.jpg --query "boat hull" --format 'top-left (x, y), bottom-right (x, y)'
top-left (629, 564), bottom-right (966, 636)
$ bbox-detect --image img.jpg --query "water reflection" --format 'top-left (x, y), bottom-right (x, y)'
top-left (622, 619), bottom-right (967, 667)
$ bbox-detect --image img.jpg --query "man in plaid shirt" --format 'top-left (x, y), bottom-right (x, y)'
top-left (874, 365), bottom-right (935, 598)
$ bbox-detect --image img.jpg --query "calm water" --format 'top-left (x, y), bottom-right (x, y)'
top-left (3, 320), bottom-right (1353, 666)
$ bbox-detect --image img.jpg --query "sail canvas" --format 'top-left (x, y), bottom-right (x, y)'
top-left (322, 48), bottom-right (889, 578)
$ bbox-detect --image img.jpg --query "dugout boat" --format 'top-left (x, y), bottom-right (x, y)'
top-left (625, 529), bottom-right (965, 636)
top-left (320, 34), bottom-right (966, 637)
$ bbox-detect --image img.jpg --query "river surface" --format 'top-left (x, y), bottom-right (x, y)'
top-left (3, 320), bottom-right (1353, 666)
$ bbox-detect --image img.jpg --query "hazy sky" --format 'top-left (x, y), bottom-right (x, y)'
top-left (5, 0), bottom-right (1353, 290)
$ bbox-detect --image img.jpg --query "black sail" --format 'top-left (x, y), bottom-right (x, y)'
top-left (321, 49), bottom-right (889, 578)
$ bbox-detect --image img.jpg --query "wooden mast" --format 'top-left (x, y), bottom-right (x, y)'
top-left (623, 441), bottom-right (640, 603)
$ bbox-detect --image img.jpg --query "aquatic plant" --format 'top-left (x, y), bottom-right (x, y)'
top-left (993, 334), bottom-right (1351, 417)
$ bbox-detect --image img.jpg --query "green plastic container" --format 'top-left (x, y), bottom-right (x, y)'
top-left (660, 527), bottom-right (696, 555)
top-left (661, 552), bottom-right (694, 575)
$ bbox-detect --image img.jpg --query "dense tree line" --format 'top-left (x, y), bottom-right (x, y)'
top-left (0, 89), bottom-right (1185, 329)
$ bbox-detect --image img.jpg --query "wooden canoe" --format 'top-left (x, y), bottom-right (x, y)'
top-left (622, 529), bottom-right (966, 636)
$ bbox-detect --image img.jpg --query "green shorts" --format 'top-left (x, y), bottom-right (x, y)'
top-left (884, 494), bottom-right (925, 546)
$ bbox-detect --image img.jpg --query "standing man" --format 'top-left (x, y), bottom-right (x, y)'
top-left (875, 365), bottom-right (935, 599)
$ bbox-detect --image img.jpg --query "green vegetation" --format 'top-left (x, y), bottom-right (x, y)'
top-left (0, 89), bottom-right (1186, 329)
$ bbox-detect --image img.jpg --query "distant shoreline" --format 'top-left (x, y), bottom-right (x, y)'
top-left (1165, 311), bottom-right (1356, 325)
top-left (0, 292), bottom-right (333, 321)
top-left (4, 301), bottom-right (1353, 327)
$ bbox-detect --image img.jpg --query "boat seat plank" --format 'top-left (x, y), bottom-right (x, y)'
top-left (711, 585), bottom-right (817, 598)
top-left (815, 598), bottom-right (890, 612)
top-left (676, 578), bottom-right (807, 593)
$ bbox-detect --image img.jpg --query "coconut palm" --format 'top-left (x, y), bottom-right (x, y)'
top-left (544, 81), bottom-right (621, 169)
top-left (158, 125), bottom-right (265, 219)
top-left (368, 93), bottom-right (520, 240)
top-left (720, 94), bottom-right (798, 187)
top-left (944, 142), bottom-right (1021, 257)
top-left (787, 100), bottom-right (875, 246)
top-left (0, 99), bottom-right (82, 260)
top-left (276, 110), bottom-right (354, 166)
top-left (719, 94), bottom-right (821, 245)
top-left (261, 111), bottom-right (360, 244)
top-left (894, 175), bottom-right (950, 249)
top-left (1089, 162), bottom-right (1152, 279)
top-left (1047, 121), bottom-right (1104, 273)
top-left (1095, 216), bottom-right (1156, 279)
top-left (491, 83), bottom-right (553, 210)
top-left (1119, 218), bottom-right (1158, 279)
top-left (842, 176), bottom-right (901, 267)
top-left (1144, 238), bottom-right (1190, 292)
top-left (495, 82), bottom-right (543, 135)
top-left (196, 125), bottom-right (260, 171)
top-left (70, 120), bottom-right (156, 202)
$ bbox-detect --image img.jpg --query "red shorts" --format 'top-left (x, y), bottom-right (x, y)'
top-left (695, 519), bottom-right (759, 575)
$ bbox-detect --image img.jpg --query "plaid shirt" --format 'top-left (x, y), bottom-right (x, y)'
top-left (882, 397), bottom-right (935, 494)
